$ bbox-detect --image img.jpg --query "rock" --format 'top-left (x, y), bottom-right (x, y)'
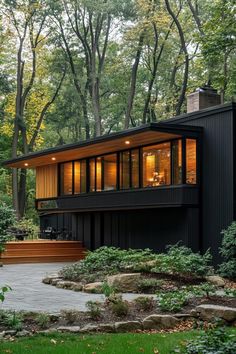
top-left (98, 323), bottom-right (115, 333)
top-left (115, 321), bottom-right (142, 332)
top-left (57, 326), bottom-right (81, 333)
top-left (56, 281), bottom-right (78, 290)
top-left (206, 275), bottom-right (225, 287)
top-left (42, 277), bottom-right (51, 284)
top-left (173, 313), bottom-right (191, 319)
top-left (16, 330), bottom-right (31, 337)
top-left (142, 315), bottom-right (179, 329)
top-left (83, 282), bottom-right (103, 293)
top-left (190, 309), bottom-right (198, 317)
top-left (51, 278), bottom-right (62, 286)
top-left (80, 324), bottom-right (99, 332)
top-left (0, 331), bottom-right (5, 339)
top-left (71, 283), bottom-right (83, 292)
top-left (4, 330), bottom-right (17, 336)
top-left (107, 273), bottom-right (141, 292)
top-left (196, 304), bottom-right (236, 322)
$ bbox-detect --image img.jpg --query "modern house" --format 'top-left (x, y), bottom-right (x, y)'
top-left (4, 88), bottom-right (236, 264)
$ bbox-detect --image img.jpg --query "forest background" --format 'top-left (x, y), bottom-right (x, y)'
top-left (0, 0), bottom-right (235, 222)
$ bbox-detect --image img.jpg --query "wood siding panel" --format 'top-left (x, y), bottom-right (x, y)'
top-left (36, 165), bottom-right (58, 199)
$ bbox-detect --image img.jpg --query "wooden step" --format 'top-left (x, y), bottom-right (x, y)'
top-left (0, 240), bottom-right (87, 264)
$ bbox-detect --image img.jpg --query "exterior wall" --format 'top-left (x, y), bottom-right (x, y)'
top-left (36, 164), bottom-right (58, 199)
top-left (167, 105), bottom-right (235, 263)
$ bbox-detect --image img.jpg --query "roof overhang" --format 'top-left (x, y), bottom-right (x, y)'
top-left (3, 123), bottom-right (202, 169)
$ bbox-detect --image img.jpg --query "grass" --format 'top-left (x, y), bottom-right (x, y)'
top-left (0, 330), bottom-right (214, 354)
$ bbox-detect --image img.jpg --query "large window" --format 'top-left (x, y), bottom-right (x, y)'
top-left (186, 139), bottom-right (197, 184)
top-left (59, 137), bottom-right (197, 196)
top-left (104, 154), bottom-right (117, 191)
top-left (172, 140), bottom-right (182, 184)
top-left (142, 143), bottom-right (171, 187)
top-left (60, 162), bottom-right (73, 195)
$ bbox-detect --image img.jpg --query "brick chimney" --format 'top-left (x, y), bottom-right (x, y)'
top-left (187, 85), bottom-right (221, 113)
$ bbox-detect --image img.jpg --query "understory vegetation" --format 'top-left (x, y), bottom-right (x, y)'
top-left (60, 244), bottom-right (213, 284)
top-left (219, 221), bottom-right (236, 279)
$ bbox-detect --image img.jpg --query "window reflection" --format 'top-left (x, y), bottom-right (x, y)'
top-left (186, 139), bottom-right (197, 184)
top-left (104, 154), bottom-right (117, 191)
top-left (60, 162), bottom-right (73, 195)
top-left (74, 159), bottom-right (87, 194)
top-left (131, 149), bottom-right (139, 188)
top-left (143, 143), bottom-right (171, 187)
top-left (120, 151), bottom-right (130, 189)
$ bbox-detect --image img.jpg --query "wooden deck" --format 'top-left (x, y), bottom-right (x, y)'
top-left (0, 240), bottom-right (87, 264)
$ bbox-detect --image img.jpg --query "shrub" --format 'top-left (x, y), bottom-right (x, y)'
top-left (110, 299), bottom-right (129, 317)
top-left (61, 310), bottom-right (80, 324)
top-left (219, 222), bottom-right (236, 279)
top-left (13, 218), bottom-right (39, 240)
top-left (3, 311), bottom-right (23, 330)
top-left (134, 296), bottom-right (156, 311)
top-left (35, 312), bottom-right (50, 329)
top-left (158, 290), bottom-right (189, 312)
top-left (138, 278), bottom-right (163, 293)
top-left (152, 244), bottom-right (213, 278)
top-left (173, 326), bottom-right (236, 353)
top-left (86, 301), bottom-right (102, 320)
top-left (0, 203), bottom-right (16, 252)
top-left (101, 281), bottom-right (117, 297)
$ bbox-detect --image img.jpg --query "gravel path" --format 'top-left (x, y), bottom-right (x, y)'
top-left (0, 263), bottom-right (149, 313)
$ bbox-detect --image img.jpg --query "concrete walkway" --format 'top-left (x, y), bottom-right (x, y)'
top-left (0, 263), bottom-right (147, 313)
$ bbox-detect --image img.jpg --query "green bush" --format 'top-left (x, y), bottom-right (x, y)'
top-left (158, 290), bottom-right (190, 312)
top-left (0, 203), bottom-right (16, 252)
top-left (3, 311), bottom-right (23, 330)
top-left (219, 222), bottom-right (236, 279)
top-left (0, 285), bottom-right (12, 302)
top-left (35, 312), bottom-right (50, 329)
top-left (152, 244), bottom-right (213, 278)
top-left (173, 326), bottom-right (236, 353)
top-left (86, 301), bottom-right (102, 320)
top-left (61, 310), bottom-right (80, 324)
top-left (13, 218), bottom-right (39, 240)
top-left (110, 300), bottom-right (129, 317)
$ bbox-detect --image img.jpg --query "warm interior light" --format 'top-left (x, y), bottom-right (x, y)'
top-left (51, 157), bottom-right (56, 161)
top-left (125, 140), bottom-right (130, 145)
top-left (24, 163), bottom-right (29, 167)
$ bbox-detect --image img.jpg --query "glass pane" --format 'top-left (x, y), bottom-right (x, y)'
top-left (120, 151), bottom-right (130, 189)
top-left (74, 161), bottom-right (81, 194)
top-left (172, 140), bottom-right (182, 184)
top-left (186, 139), bottom-right (197, 184)
top-left (143, 143), bottom-right (171, 187)
top-left (61, 162), bottom-right (72, 195)
top-left (89, 158), bottom-right (96, 192)
top-left (80, 160), bottom-right (87, 193)
top-left (96, 157), bottom-right (102, 191)
top-left (104, 154), bottom-right (117, 191)
top-left (131, 149), bottom-right (139, 188)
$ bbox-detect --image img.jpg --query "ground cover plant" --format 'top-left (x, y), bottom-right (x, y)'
top-left (59, 245), bottom-right (213, 285)
top-left (219, 221), bottom-right (236, 279)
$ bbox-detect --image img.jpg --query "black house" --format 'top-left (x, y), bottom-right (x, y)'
top-left (4, 88), bottom-right (236, 264)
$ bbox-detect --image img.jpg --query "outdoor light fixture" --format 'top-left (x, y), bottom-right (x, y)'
top-left (24, 163), bottom-right (29, 166)
top-left (51, 157), bottom-right (56, 161)
top-left (125, 140), bottom-right (130, 145)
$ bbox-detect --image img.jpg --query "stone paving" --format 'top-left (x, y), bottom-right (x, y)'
top-left (0, 263), bottom-right (148, 313)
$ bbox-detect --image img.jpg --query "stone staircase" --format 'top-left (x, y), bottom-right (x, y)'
top-left (0, 240), bottom-right (87, 264)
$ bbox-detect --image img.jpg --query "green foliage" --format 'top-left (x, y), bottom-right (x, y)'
top-left (158, 290), bottom-right (190, 312)
top-left (174, 326), bottom-right (236, 354)
top-left (0, 285), bottom-right (12, 303)
top-left (3, 311), bottom-right (23, 331)
top-left (109, 298), bottom-right (129, 318)
top-left (134, 296), bottom-right (156, 311)
top-left (152, 244), bottom-right (213, 278)
top-left (0, 203), bottom-right (15, 252)
top-left (35, 313), bottom-right (50, 329)
top-left (219, 222), bottom-right (236, 279)
top-left (86, 301), bottom-right (102, 320)
top-left (101, 281), bottom-right (117, 297)
top-left (137, 278), bottom-right (163, 293)
top-left (13, 218), bottom-right (39, 240)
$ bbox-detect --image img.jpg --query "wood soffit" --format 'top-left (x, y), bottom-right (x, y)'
top-left (3, 123), bottom-right (201, 169)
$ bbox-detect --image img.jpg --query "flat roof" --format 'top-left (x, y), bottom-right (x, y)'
top-left (3, 122), bottom-right (201, 169)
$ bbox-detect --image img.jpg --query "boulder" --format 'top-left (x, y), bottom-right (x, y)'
top-left (83, 282), bottom-right (103, 293)
top-left (51, 278), bottom-right (62, 286)
top-left (56, 281), bottom-right (77, 289)
top-left (80, 324), bottom-right (99, 332)
top-left (115, 321), bottom-right (142, 332)
top-left (57, 326), bottom-right (81, 333)
top-left (107, 273), bottom-right (141, 292)
top-left (71, 283), bottom-right (83, 292)
top-left (195, 304), bottom-right (236, 322)
top-left (142, 315), bottom-right (179, 329)
top-left (16, 330), bottom-right (31, 337)
top-left (206, 275), bottom-right (225, 287)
